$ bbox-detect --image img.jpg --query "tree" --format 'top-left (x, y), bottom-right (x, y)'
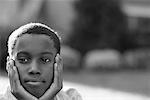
top-left (67, 0), bottom-right (133, 56)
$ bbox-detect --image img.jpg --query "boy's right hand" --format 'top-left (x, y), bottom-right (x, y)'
top-left (7, 59), bottom-right (38, 100)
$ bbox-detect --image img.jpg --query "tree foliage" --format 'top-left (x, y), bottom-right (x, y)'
top-left (67, 0), bottom-right (133, 55)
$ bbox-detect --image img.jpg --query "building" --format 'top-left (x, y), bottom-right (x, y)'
top-left (121, 0), bottom-right (150, 48)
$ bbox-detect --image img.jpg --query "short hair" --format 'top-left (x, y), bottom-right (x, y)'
top-left (8, 23), bottom-right (61, 59)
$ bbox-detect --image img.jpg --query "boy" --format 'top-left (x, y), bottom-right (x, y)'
top-left (0, 23), bottom-right (82, 100)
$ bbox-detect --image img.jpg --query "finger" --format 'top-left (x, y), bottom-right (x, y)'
top-left (7, 59), bottom-right (14, 79)
top-left (55, 54), bottom-right (63, 74)
top-left (13, 66), bottom-right (21, 86)
top-left (56, 54), bottom-right (63, 84)
top-left (7, 62), bottom-right (12, 77)
top-left (8, 64), bottom-right (13, 88)
top-left (53, 63), bottom-right (59, 86)
top-left (55, 54), bottom-right (63, 65)
top-left (7, 59), bottom-right (14, 72)
top-left (55, 54), bottom-right (59, 64)
top-left (7, 60), bottom-right (16, 92)
top-left (54, 62), bottom-right (63, 90)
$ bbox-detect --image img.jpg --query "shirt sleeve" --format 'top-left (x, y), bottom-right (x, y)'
top-left (55, 88), bottom-right (83, 100)
top-left (66, 88), bottom-right (83, 100)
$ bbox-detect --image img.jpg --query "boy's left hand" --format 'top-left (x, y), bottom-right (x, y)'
top-left (39, 54), bottom-right (63, 100)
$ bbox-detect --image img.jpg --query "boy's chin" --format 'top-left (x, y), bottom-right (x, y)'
top-left (30, 91), bottom-right (44, 98)
top-left (25, 86), bottom-right (46, 98)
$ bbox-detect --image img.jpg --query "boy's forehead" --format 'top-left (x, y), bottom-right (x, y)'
top-left (14, 34), bottom-right (56, 54)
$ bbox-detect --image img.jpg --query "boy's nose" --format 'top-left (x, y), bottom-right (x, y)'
top-left (28, 60), bottom-right (41, 75)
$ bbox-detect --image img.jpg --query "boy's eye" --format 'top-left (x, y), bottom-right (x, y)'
top-left (18, 58), bottom-right (29, 64)
top-left (41, 58), bottom-right (51, 63)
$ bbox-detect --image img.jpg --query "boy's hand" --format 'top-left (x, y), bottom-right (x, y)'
top-left (39, 54), bottom-right (63, 100)
top-left (7, 59), bottom-right (37, 100)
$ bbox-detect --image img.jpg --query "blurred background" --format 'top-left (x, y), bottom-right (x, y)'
top-left (0, 0), bottom-right (150, 100)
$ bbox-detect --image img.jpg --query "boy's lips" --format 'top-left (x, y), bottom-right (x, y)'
top-left (24, 79), bottom-right (45, 86)
top-left (26, 81), bottom-right (43, 85)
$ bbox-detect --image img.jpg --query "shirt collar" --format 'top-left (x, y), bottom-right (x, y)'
top-left (4, 87), bottom-right (17, 100)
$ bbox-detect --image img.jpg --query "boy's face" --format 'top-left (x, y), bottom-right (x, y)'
top-left (12, 34), bottom-right (57, 98)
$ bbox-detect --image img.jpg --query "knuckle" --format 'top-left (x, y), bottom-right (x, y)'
top-left (56, 83), bottom-right (63, 91)
top-left (59, 83), bottom-right (63, 90)
top-left (11, 89), bottom-right (17, 94)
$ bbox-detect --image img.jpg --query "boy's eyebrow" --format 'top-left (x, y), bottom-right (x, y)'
top-left (17, 52), bottom-right (30, 56)
top-left (40, 52), bottom-right (53, 55)
top-left (16, 51), bottom-right (53, 57)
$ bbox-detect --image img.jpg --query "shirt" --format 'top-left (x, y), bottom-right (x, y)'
top-left (0, 87), bottom-right (82, 100)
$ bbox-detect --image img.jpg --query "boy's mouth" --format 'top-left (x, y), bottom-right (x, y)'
top-left (25, 79), bottom-right (45, 86)
top-left (26, 81), bottom-right (43, 85)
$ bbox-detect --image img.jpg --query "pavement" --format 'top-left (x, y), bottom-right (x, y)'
top-left (0, 70), bottom-right (150, 100)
